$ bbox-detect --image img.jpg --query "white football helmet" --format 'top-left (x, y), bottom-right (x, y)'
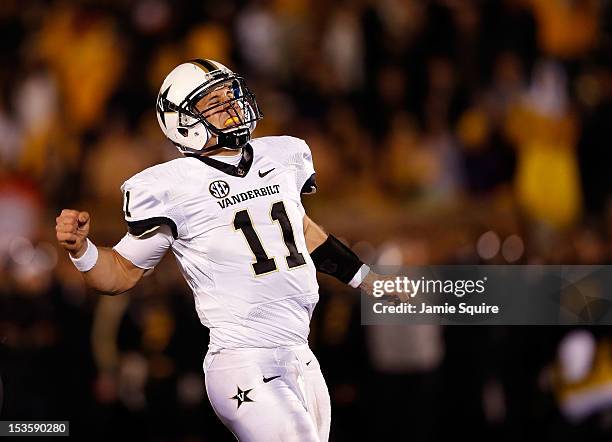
top-left (156, 59), bottom-right (262, 154)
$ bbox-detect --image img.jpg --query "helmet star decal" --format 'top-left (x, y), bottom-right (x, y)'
top-left (156, 85), bottom-right (172, 128)
top-left (230, 385), bottom-right (254, 408)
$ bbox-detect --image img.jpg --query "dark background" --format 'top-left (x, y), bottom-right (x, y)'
top-left (0, 0), bottom-right (611, 440)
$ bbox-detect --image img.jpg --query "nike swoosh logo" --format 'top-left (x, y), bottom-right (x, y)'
top-left (306, 360), bottom-right (313, 366)
top-left (263, 375), bottom-right (281, 383)
top-left (258, 168), bottom-right (275, 178)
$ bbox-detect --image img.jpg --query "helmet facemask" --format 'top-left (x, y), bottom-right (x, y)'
top-left (179, 73), bottom-right (262, 152)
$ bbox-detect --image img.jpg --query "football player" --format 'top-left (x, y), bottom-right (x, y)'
top-left (56, 59), bottom-right (380, 441)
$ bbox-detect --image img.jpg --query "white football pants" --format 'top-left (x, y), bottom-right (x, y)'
top-left (204, 345), bottom-right (331, 441)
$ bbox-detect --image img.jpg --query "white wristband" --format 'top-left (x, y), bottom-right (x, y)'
top-left (69, 238), bottom-right (99, 272)
top-left (348, 264), bottom-right (370, 288)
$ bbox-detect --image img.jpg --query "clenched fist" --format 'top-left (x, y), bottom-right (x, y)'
top-left (56, 209), bottom-right (91, 258)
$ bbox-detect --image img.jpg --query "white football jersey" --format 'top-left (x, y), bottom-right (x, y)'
top-left (115, 136), bottom-right (320, 350)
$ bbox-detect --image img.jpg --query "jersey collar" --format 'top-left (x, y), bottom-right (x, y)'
top-left (187, 143), bottom-right (253, 177)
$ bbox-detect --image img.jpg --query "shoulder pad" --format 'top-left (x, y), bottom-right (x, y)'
top-left (251, 136), bottom-right (316, 194)
top-left (121, 163), bottom-right (188, 239)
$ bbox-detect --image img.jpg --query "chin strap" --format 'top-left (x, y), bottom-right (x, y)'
top-left (218, 130), bottom-right (251, 148)
top-left (199, 129), bottom-right (251, 154)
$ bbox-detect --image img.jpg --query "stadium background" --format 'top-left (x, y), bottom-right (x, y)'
top-left (0, 0), bottom-right (611, 440)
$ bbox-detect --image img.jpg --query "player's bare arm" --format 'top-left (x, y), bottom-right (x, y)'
top-left (55, 209), bottom-right (144, 294)
top-left (303, 214), bottom-right (404, 299)
top-left (302, 214), bottom-right (390, 298)
top-left (303, 214), bottom-right (328, 253)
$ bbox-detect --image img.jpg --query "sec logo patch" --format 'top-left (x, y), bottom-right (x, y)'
top-left (209, 180), bottom-right (230, 199)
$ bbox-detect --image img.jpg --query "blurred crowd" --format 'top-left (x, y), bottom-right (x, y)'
top-left (0, 0), bottom-right (611, 440)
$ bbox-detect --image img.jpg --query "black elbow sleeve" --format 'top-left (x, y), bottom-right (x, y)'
top-left (310, 235), bottom-right (363, 284)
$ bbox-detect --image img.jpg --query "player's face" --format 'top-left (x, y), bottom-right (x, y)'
top-left (195, 83), bottom-right (245, 132)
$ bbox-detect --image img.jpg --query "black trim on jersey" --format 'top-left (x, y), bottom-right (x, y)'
top-left (186, 143), bottom-right (254, 178)
top-left (301, 173), bottom-right (317, 194)
top-left (127, 217), bottom-right (178, 239)
top-left (310, 235), bottom-right (363, 284)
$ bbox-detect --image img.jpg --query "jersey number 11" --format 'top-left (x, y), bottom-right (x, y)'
top-left (233, 201), bottom-right (306, 275)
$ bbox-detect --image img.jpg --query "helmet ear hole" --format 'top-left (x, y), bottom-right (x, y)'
top-left (177, 128), bottom-right (189, 137)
